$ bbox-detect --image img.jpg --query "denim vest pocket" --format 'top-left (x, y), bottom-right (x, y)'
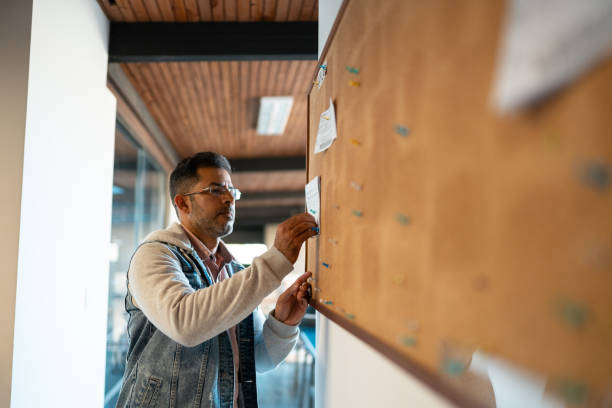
top-left (135, 375), bottom-right (162, 408)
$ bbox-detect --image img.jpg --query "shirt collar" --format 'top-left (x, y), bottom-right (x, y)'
top-left (180, 224), bottom-right (235, 266)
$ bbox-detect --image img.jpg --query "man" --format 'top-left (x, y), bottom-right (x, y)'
top-left (116, 152), bottom-right (317, 408)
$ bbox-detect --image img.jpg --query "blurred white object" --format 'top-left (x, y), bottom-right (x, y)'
top-left (492, 0), bottom-right (612, 113)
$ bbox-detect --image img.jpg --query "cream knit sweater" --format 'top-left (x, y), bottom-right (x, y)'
top-left (127, 223), bottom-right (299, 371)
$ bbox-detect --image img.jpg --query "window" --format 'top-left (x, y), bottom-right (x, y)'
top-left (104, 123), bottom-right (167, 408)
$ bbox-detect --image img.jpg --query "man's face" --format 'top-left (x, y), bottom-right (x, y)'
top-left (183, 167), bottom-right (235, 239)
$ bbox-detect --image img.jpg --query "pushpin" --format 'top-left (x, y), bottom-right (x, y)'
top-left (581, 161), bottom-right (610, 190)
top-left (348, 80), bottom-right (360, 87)
top-left (556, 380), bottom-right (588, 405)
top-left (309, 209), bottom-right (317, 215)
top-left (323, 115), bottom-right (330, 120)
top-left (324, 300), bottom-right (333, 305)
top-left (400, 336), bottom-right (418, 347)
top-left (396, 213), bottom-right (411, 225)
top-left (394, 125), bottom-right (410, 137)
top-left (392, 274), bottom-right (405, 285)
top-left (406, 320), bottom-right (420, 332)
top-left (558, 300), bottom-right (588, 329)
top-left (345, 66), bottom-right (359, 74)
top-left (311, 227), bottom-right (320, 233)
top-left (313, 80), bottom-right (319, 86)
top-left (319, 64), bottom-right (327, 70)
top-left (442, 359), bottom-right (465, 376)
top-left (350, 138), bottom-right (361, 146)
top-left (322, 262), bottom-right (330, 268)
top-left (352, 210), bottom-right (363, 217)
top-left (350, 181), bottom-right (363, 191)
top-left (345, 313), bottom-right (355, 319)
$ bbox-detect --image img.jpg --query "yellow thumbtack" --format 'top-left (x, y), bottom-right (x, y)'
top-left (323, 115), bottom-right (330, 120)
top-left (392, 274), bottom-right (405, 285)
top-left (350, 138), bottom-right (361, 146)
top-left (348, 80), bottom-right (360, 87)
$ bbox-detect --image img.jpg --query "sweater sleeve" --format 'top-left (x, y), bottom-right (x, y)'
top-left (128, 243), bottom-right (294, 347)
top-left (253, 307), bottom-right (299, 373)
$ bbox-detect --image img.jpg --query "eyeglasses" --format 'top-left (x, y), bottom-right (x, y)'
top-left (183, 183), bottom-right (241, 200)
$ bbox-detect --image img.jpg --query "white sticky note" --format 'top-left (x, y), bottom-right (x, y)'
top-left (492, 0), bottom-right (612, 113)
top-left (314, 98), bottom-right (337, 154)
top-left (305, 176), bottom-right (321, 225)
top-left (315, 62), bottom-right (327, 89)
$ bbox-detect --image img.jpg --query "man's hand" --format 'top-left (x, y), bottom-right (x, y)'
top-left (274, 271), bottom-right (313, 326)
top-left (274, 213), bottom-right (318, 264)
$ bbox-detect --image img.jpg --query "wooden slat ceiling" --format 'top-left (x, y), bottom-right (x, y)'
top-left (98, 0), bottom-right (316, 204)
top-left (97, 0), bottom-right (318, 22)
top-left (121, 60), bottom-right (313, 159)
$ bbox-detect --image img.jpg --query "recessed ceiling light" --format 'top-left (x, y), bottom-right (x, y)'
top-left (256, 96), bottom-right (294, 135)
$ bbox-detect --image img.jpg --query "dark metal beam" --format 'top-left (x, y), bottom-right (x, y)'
top-left (109, 22), bottom-right (318, 62)
top-left (230, 156), bottom-right (305, 172)
top-left (240, 190), bottom-right (304, 200)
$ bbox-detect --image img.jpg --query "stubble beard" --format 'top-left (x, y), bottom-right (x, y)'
top-left (194, 214), bottom-right (234, 239)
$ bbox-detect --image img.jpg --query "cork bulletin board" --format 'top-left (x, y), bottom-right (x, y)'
top-left (306, 0), bottom-right (612, 405)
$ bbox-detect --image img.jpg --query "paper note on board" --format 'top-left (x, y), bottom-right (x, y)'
top-left (314, 98), bottom-right (337, 154)
top-left (491, 0), bottom-right (612, 113)
top-left (315, 62), bottom-right (327, 89)
top-left (305, 176), bottom-right (321, 225)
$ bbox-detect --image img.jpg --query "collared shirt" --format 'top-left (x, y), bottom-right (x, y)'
top-left (181, 224), bottom-right (240, 406)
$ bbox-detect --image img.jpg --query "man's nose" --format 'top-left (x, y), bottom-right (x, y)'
top-left (222, 190), bottom-right (235, 204)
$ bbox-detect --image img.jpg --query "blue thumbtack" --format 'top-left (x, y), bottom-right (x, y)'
top-left (311, 227), bottom-right (320, 232)
top-left (581, 162), bottom-right (610, 190)
top-left (319, 64), bottom-right (327, 70)
top-left (309, 209), bottom-right (317, 215)
top-left (322, 262), bottom-right (330, 268)
top-left (394, 125), bottom-right (410, 137)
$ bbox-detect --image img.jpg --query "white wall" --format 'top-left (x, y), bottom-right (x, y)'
top-left (315, 2), bottom-right (454, 407)
top-left (0, 1), bottom-right (33, 406)
top-left (6, 0), bottom-right (117, 407)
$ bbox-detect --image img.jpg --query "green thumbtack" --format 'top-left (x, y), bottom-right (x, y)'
top-left (396, 213), bottom-right (411, 225)
top-left (558, 300), bottom-right (588, 329)
top-left (400, 336), bottom-right (417, 347)
top-left (352, 210), bottom-right (363, 217)
top-left (345, 66), bottom-right (360, 74)
top-left (323, 300), bottom-right (333, 305)
top-left (442, 359), bottom-right (465, 376)
top-left (556, 380), bottom-right (588, 404)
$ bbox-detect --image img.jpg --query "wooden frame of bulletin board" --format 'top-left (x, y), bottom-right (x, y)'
top-left (306, 0), bottom-right (612, 406)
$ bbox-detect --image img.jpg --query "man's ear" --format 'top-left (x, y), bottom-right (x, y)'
top-left (174, 194), bottom-right (190, 215)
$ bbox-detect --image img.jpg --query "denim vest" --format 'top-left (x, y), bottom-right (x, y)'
top-left (116, 241), bottom-right (259, 408)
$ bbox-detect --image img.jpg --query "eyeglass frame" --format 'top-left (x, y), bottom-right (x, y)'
top-left (182, 182), bottom-right (241, 200)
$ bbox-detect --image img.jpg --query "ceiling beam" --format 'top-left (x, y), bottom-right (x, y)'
top-left (230, 156), bottom-right (305, 172)
top-left (240, 190), bottom-right (304, 200)
top-left (109, 22), bottom-right (318, 62)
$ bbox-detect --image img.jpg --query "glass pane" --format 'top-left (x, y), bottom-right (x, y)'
top-left (104, 127), bottom-right (166, 408)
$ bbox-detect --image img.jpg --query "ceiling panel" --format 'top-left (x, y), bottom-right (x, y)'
top-left (121, 60), bottom-right (314, 159)
top-left (97, 0), bottom-right (318, 22)
top-left (231, 170), bottom-right (305, 192)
